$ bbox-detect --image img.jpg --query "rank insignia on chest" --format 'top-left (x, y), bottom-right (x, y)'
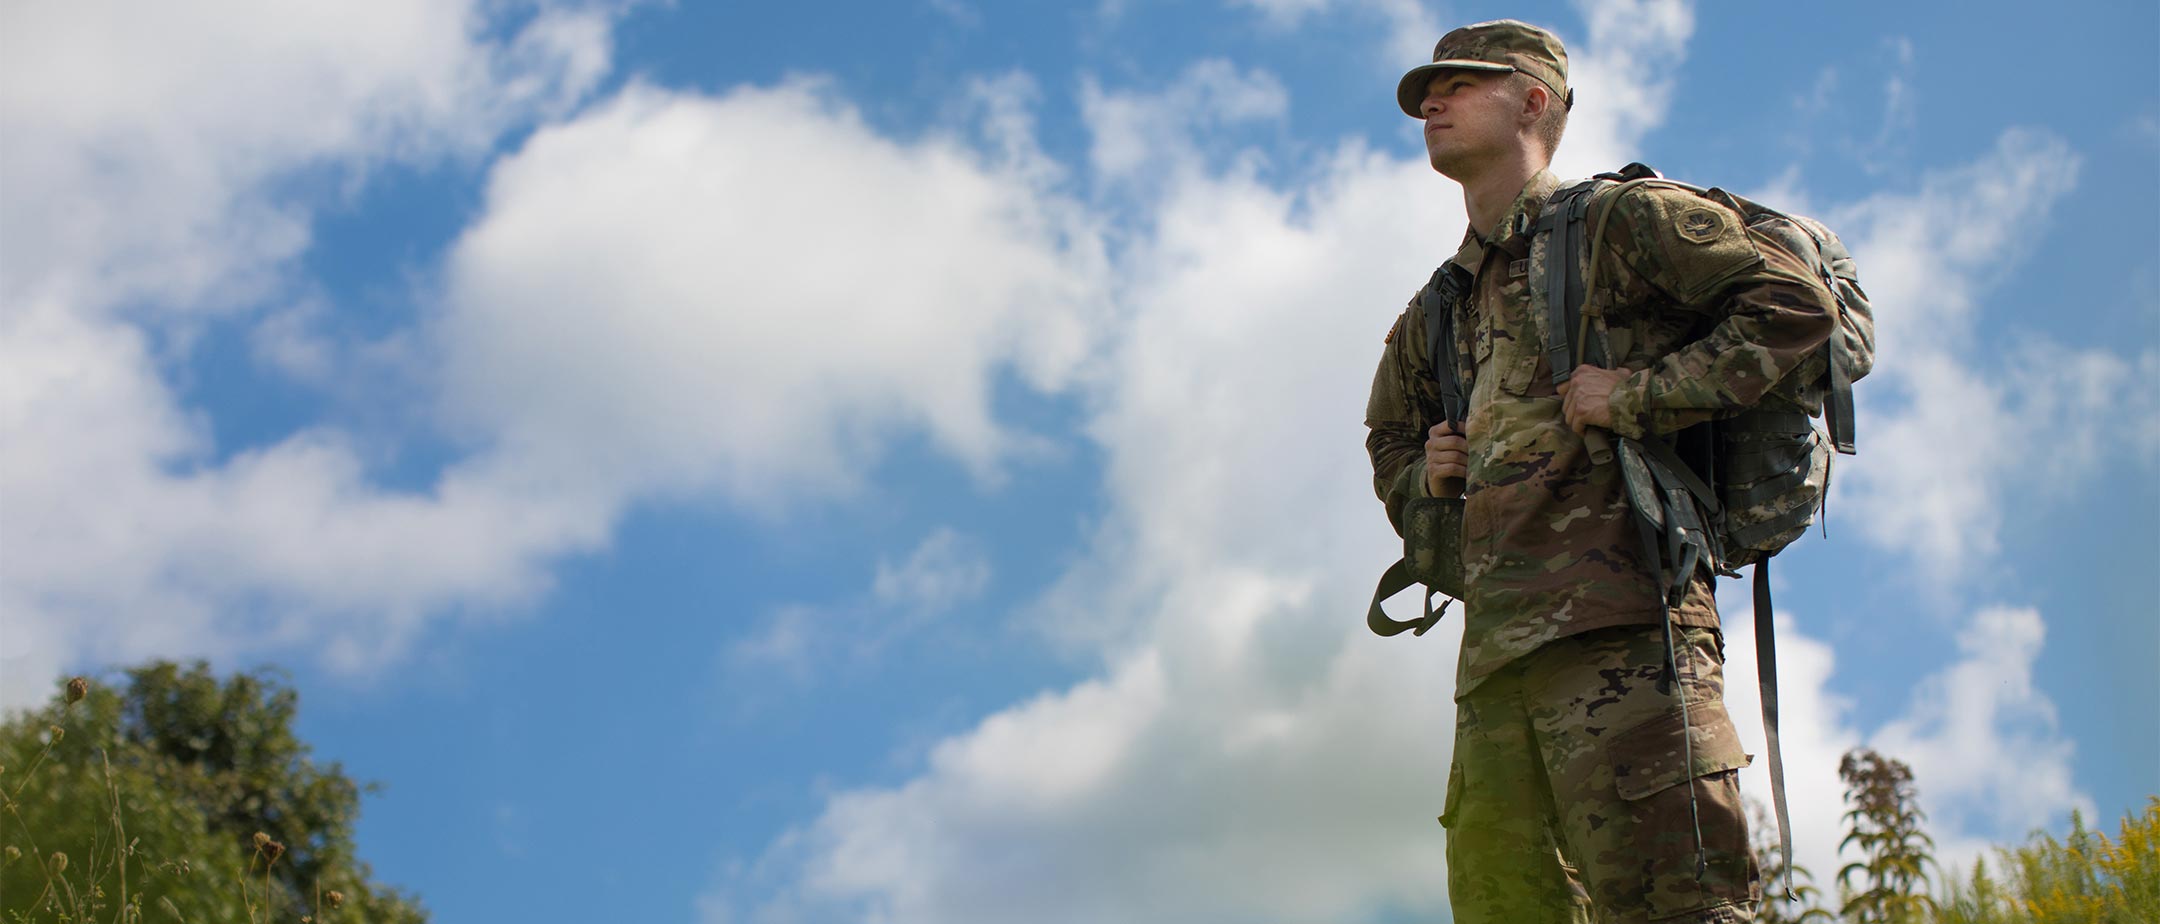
top-left (1677, 207), bottom-right (1724, 244)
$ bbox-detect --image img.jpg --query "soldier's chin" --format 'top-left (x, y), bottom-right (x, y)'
top-left (1427, 147), bottom-right (1474, 180)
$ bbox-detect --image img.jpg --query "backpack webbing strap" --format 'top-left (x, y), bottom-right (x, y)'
top-left (1423, 265), bottom-right (1471, 433)
top-left (1538, 182), bottom-right (1603, 385)
top-left (1367, 558), bottom-right (1447, 637)
top-left (1636, 430), bottom-right (1720, 515)
top-left (1826, 336), bottom-right (1857, 454)
top-left (1755, 558), bottom-right (1797, 903)
top-left (1619, 438), bottom-right (1710, 882)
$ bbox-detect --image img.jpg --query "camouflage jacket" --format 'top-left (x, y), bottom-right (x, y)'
top-left (1364, 169), bottom-right (1837, 696)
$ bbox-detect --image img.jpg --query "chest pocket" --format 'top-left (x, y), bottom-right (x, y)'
top-left (1477, 246), bottom-right (1545, 396)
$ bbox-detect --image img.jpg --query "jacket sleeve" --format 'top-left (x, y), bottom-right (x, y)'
top-left (1365, 303), bottom-right (1430, 537)
top-left (1595, 186), bottom-right (1838, 439)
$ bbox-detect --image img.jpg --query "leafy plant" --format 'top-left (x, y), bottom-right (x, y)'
top-left (1750, 797), bottom-right (1836, 922)
top-left (1834, 748), bottom-right (1937, 923)
top-left (1, 663), bottom-right (426, 922)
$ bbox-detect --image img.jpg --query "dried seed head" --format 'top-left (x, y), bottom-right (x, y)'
top-left (265, 840), bottom-right (285, 862)
top-left (46, 725), bottom-right (63, 743)
top-left (50, 851), bottom-right (68, 875)
top-left (325, 890), bottom-right (345, 908)
top-left (4, 845), bottom-right (19, 862)
top-left (253, 831), bottom-right (272, 849)
top-left (65, 677), bottom-right (88, 704)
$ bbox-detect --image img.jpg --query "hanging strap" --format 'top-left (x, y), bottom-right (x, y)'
top-left (1618, 438), bottom-right (1710, 881)
top-left (1367, 560), bottom-right (1449, 637)
top-left (1825, 334), bottom-right (1857, 454)
top-left (1755, 559), bottom-right (1797, 902)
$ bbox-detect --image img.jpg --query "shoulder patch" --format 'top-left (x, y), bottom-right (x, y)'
top-left (1604, 184), bottom-right (1763, 305)
top-left (1676, 207), bottom-right (1724, 244)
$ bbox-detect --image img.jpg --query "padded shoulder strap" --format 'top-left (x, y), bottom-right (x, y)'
top-left (1536, 179), bottom-right (1605, 385)
top-left (1422, 264), bottom-right (1472, 433)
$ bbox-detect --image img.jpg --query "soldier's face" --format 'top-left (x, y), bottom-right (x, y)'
top-left (1419, 70), bottom-right (1518, 176)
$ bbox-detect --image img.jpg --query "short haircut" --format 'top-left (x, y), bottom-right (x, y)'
top-left (1512, 72), bottom-right (1568, 156)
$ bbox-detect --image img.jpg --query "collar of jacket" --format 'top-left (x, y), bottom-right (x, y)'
top-left (1448, 168), bottom-right (1561, 271)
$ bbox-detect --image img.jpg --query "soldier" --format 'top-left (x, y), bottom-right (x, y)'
top-left (1363, 19), bottom-right (1838, 924)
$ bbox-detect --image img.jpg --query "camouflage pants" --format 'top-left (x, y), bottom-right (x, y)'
top-left (1442, 624), bottom-right (1759, 923)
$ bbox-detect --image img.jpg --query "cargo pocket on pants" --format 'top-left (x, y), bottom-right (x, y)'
top-left (1610, 701), bottom-right (1759, 919)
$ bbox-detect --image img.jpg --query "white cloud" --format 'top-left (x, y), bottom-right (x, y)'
top-left (0, 10), bottom-right (1109, 708)
top-left (1830, 128), bottom-right (2115, 580)
top-left (1718, 590), bottom-right (2089, 901)
top-left (1869, 607), bottom-right (2088, 853)
top-left (1080, 59), bottom-right (1288, 193)
top-left (1226, 0), bottom-right (1442, 67)
top-left (0, 0), bottom-right (610, 316)
top-left (434, 79), bottom-right (1109, 507)
top-left (874, 528), bottom-right (992, 612)
top-left (1549, 0), bottom-right (1693, 180)
top-left (926, 0), bottom-right (981, 29)
top-left (0, 1), bottom-right (617, 705)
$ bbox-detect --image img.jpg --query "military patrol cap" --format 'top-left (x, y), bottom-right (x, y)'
top-left (1395, 19), bottom-right (1574, 119)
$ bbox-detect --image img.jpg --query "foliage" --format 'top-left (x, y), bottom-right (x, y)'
top-left (1835, 748), bottom-right (1938, 923)
top-left (1936, 799), bottom-right (2160, 924)
top-left (1, 662), bottom-right (426, 922)
top-left (1751, 799), bottom-right (1837, 923)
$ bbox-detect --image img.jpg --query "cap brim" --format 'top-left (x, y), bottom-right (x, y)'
top-left (1395, 61), bottom-right (1518, 118)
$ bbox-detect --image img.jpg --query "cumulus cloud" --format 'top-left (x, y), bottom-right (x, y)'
top-left (1719, 591), bottom-right (2089, 897)
top-left (0, 0), bottom-right (615, 705)
top-left (1226, 0), bottom-right (1442, 67)
top-left (0, 0), bottom-right (610, 316)
top-left (0, 10), bottom-right (1107, 707)
top-left (434, 77), bottom-right (1109, 506)
top-left (1829, 128), bottom-right (2121, 580)
top-left (1549, 0), bottom-right (1694, 179)
top-left (1080, 59), bottom-right (1288, 194)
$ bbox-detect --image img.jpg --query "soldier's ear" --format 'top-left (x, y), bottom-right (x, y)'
top-left (1520, 82), bottom-right (1550, 125)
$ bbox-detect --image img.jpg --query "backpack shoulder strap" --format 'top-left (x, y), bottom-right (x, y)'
top-left (1536, 163), bottom-right (1678, 386)
top-left (1421, 264), bottom-right (1472, 434)
top-left (1536, 177), bottom-right (1607, 385)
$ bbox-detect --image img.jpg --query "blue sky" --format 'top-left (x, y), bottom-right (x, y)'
top-left (1, 1), bottom-right (2154, 921)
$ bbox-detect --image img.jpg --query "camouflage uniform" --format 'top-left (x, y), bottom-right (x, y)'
top-left (1368, 21), bottom-right (1838, 923)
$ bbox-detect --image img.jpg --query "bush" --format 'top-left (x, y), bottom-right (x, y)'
top-left (0, 663), bottom-right (426, 922)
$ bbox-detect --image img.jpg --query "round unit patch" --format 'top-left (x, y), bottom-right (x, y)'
top-left (1676, 207), bottom-right (1725, 244)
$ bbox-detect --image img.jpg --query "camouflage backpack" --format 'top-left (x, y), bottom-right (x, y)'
top-left (1538, 162), bottom-right (1875, 896)
top-left (1536, 164), bottom-right (1875, 576)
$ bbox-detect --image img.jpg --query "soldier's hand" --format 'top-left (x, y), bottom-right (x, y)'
top-left (1423, 421), bottom-right (1467, 498)
top-left (1558, 364), bottom-right (1627, 436)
